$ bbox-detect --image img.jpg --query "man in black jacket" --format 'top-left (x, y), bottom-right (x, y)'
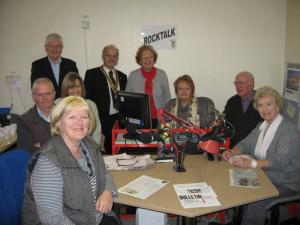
top-left (31, 33), bottom-right (78, 98)
top-left (84, 45), bottom-right (127, 154)
top-left (224, 71), bottom-right (263, 148)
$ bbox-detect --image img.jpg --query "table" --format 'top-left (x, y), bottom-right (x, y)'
top-left (111, 155), bottom-right (279, 224)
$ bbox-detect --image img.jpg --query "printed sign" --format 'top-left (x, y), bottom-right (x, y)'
top-left (141, 25), bottom-right (177, 50)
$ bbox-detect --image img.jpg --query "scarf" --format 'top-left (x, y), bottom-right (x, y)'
top-left (254, 114), bottom-right (283, 159)
top-left (170, 96), bottom-right (200, 127)
top-left (141, 67), bottom-right (157, 118)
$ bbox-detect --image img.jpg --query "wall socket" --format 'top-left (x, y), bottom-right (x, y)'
top-left (6, 71), bottom-right (21, 88)
top-left (81, 15), bottom-right (90, 30)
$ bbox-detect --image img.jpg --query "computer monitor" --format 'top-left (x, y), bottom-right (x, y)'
top-left (117, 91), bottom-right (152, 129)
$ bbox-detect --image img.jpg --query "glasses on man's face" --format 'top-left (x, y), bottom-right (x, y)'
top-left (234, 80), bottom-right (250, 86)
top-left (34, 92), bottom-right (54, 98)
top-left (46, 45), bottom-right (63, 50)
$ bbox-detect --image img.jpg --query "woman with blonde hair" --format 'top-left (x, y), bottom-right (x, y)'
top-left (56, 72), bottom-right (102, 146)
top-left (22, 96), bottom-right (120, 225)
top-left (223, 86), bottom-right (300, 225)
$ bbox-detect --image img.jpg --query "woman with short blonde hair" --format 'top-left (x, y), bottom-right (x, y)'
top-left (23, 96), bottom-right (120, 225)
top-left (56, 72), bottom-right (102, 146)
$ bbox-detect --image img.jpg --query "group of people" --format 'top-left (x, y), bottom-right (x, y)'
top-left (17, 33), bottom-right (299, 225)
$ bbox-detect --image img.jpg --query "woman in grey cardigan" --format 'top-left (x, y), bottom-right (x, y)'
top-left (223, 86), bottom-right (300, 225)
top-left (126, 45), bottom-right (171, 127)
top-left (22, 96), bottom-right (120, 225)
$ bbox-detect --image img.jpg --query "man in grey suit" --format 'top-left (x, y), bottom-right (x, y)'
top-left (17, 78), bottom-right (55, 153)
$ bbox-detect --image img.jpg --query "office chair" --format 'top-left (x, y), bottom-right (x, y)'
top-left (266, 193), bottom-right (300, 225)
top-left (0, 149), bottom-right (31, 225)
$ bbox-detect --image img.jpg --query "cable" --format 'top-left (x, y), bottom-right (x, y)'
top-left (83, 29), bottom-right (88, 71)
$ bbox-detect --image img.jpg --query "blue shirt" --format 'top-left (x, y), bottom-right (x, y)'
top-left (48, 57), bottom-right (62, 85)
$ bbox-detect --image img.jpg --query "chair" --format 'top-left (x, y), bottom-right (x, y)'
top-left (266, 194), bottom-right (300, 225)
top-left (0, 149), bottom-right (31, 225)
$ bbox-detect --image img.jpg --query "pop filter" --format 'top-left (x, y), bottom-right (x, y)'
top-left (199, 140), bottom-right (219, 154)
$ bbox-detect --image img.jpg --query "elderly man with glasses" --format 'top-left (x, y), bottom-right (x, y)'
top-left (224, 71), bottom-right (263, 148)
top-left (31, 33), bottom-right (78, 98)
top-left (17, 78), bottom-right (55, 153)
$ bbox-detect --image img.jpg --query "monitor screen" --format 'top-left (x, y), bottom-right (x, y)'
top-left (117, 91), bottom-right (152, 129)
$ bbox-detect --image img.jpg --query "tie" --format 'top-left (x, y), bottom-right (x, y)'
top-left (109, 71), bottom-right (116, 85)
top-left (108, 70), bottom-right (118, 110)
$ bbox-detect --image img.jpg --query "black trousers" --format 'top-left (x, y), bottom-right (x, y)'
top-left (102, 113), bottom-right (119, 155)
top-left (99, 214), bottom-right (121, 225)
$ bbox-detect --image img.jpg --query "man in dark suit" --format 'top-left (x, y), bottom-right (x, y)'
top-left (17, 78), bottom-right (55, 154)
top-left (224, 71), bottom-right (263, 148)
top-left (84, 45), bottom-right (127, 154)
top-left (31, 33), bottom-right (78, 98)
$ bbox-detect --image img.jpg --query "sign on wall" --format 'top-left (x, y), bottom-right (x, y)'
top-left (284, 67), bottom-right (300, 102)
top-left (141, 25), bottom-right (177, 50)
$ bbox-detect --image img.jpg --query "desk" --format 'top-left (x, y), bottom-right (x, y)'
top-left (112, 121), bottom-right (229, 156)
top-left (111, 155), bottom-right (278, 222)
top-left (112, 121), bottom-right (160, 155)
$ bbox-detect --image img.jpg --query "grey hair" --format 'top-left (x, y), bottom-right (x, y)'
top-left (102, 44), bottom-right (119, 58)
top-left (32, 78), bottom-right (54, 94)
top-left (236, 71), bottom-right (254, 82)
top-left (45, 33), bottom-right (63, 46)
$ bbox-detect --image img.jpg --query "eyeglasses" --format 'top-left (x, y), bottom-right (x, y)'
top-left (233, 80), bottom-right (250, 86)
top-left (46, 45), bottom-right (63, 50)
top-left (34, 92), bottom-right (54, 98)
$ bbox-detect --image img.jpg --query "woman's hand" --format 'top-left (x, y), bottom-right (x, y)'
top-left (222, 149), bottom-right (232, 161)
top-left (95, 190), bottom-right (113, 213)
top-left (232, 158), bottom-right (252, 168)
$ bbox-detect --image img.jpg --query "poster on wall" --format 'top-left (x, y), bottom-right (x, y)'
top-left (284, 67), bottom-right (300, 103)
top-left (141, 25), bottom-right (177, 50)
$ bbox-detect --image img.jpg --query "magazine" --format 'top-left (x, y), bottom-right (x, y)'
top-left (118, 175), bottom-right (169, 199)
top-left (229, 169), bottom-right (261, 188)
top-left (173, 183), bottom-right (221, 208)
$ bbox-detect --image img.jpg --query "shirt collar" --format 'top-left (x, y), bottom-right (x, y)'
top-left (241, 91), bottom-right (254, 101)
top-left (36, 106), bottom-right (51, 122)
top-left (102, 65), bottom-right (114, 74)
top-left (48, 56), bottom-right (62, 65)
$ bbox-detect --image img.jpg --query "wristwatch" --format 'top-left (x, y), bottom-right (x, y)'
top-left (251, 159), bottom-right (257, 168)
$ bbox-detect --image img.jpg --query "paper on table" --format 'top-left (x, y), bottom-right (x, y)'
top-left (173, 183), bottom-right (221, 208)
top-left (229, 169), bottom-right (261, 188)
top-left (104, 153), bottom-right (155, 170)
top-left (118, 175), bottom-right (169, 199)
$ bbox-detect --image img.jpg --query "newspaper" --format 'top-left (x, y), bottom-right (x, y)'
top-left (104, 153), bottom-right (155, 170)
top-left (173, 183), bottom-right (221, 208)
top-left (229, 169), bottom-right (261, 188)
top-left (118, 175), bottom-right (169, 199)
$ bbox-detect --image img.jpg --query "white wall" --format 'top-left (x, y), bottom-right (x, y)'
top-left (286, 0), bottom-right (300, 63)
top-left (0, 0), bottom-right (287, 114)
